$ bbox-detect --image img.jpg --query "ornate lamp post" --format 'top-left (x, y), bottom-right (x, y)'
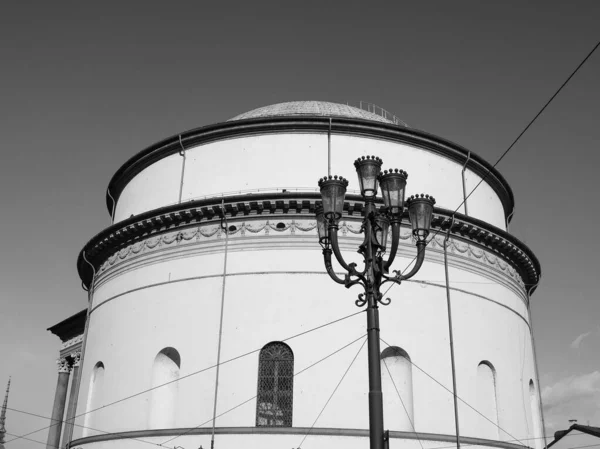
top-left (315, 156), bottom-right (435, 449)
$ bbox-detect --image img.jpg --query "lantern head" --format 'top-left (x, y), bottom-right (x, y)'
top-left (318, 175), bottom-right (348, 222)
top-left (354, 156), bottom-right (382, 198)
top-left (315, 204), bottom-right (329, 245)
top-left (378, 169), bottom-right (408, 219)
top-left (406, 194), bottom-right (436, 242)
top-left (374, 214), bottom-right (390, 250)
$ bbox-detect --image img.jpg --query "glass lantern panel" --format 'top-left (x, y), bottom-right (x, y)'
top-left (379, 173), bottom-right (407, 215)
top-left (356, 163), bottom-right (380, 197)
top-left (320, 181), bottom-right (346, 220)
top-left (375, 216), bottom-right (390, 248)
top-left (316, 213), bottom-right (328, 242)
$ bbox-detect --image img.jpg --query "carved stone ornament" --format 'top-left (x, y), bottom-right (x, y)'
top-left (70, 352), bottom-right (82, 367)
top-left (57, 357), bottom-right (72, 373)
top-left (97, 218), bottom-right (524, 290)
top-left (61, 334), bottom-right (84, 350)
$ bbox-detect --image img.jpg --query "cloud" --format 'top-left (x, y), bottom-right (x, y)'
top-left (542, 371), bottom-right (600, 431)
top-left (570, 331), bottom-right (592, 350)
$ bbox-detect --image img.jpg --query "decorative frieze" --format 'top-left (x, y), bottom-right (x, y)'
top-left (79, 195), bottom-right (540, 298)
top-left (96, 218), bottom-right (525, 293)
top-left (61, 334), bottom-right (84, 351)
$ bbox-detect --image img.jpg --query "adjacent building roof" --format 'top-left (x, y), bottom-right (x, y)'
top-left (47, 309), bottom-right (87, 342)
top-left (229, 101), bottom-right (403, 125)
top-left (548, 424), bottom-right (600, 448)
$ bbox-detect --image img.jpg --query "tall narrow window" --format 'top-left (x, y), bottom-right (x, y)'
top-left (83, 362), bottom-right (105, 436)
top-left (476, 361), bottom-right (499, 439)
top-left (256, 342), bottom-right (294, 427)
top-left (529, 380), bottom-right (543, 449)
top-left (381, 346), bottom-right (414, 431)
top-left (149, 347), bottom-right (181, 428)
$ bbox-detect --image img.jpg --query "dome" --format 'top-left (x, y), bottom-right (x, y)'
top-left (229, 101), bottom-right (406, 125)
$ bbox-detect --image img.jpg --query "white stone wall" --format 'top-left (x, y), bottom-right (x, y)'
top-left (73, 123), bottom-right (538, 449)
top-left (73, 217), bottom-right (540, 448)
top-left (113, 133), bottom-right (507, 230)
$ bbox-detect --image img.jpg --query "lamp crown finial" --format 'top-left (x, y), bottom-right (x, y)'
top-left (353, 155), bottom-right (382, 168)
top-left (379, 168), bottom-right (407, 179)
top-left (407, 194), bottom-right (436, 205)
top-left (318, 175), bottom-right (349, 187)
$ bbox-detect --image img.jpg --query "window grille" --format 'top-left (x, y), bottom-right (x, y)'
top-left (256, 342), bottom-right (294, 427)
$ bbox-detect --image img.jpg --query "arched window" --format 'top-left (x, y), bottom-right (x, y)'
top-left (148, 347), bottom-right (181, 428)
top-left (83, 362), bottom-right (105, 436)
top-left (256, 342), bottom-right (294, 427)
top-left (381, 346), bottom-right (414, 431)
top-left (529, 380), bottom-right (543, 449)
top-left (476, 361), bottom-right (499, 439)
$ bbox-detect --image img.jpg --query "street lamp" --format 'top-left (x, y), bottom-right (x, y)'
top-left (315, 155), bottom-right (435, 449)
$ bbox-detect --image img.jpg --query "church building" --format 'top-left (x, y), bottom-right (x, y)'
top-left (47, 101), bottom-right (544, 449)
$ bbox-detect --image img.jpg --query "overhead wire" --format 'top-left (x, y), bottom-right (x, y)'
top-left (7, 403), bottom-right (596, 449)
top-left (379, 337), bottom-right (528, 446)
top-left (4, 309), bottom-right (364, 446)
top-left (382, 37), bottom-right (600, 298)
top-left (296, 336), bottom-right (368, 448)
top-left (161, 333), bottom-right (368, 447)
top-left (6, 406), bottom-right (161, 449)
top-left (5, 432), bottom-right (49, 448)
top-left (429, 431), bottom-right (600, 449)
top-left (381, 358), bottom-right (424, 449)
top-left (373, 39), bottom-right (600, 444)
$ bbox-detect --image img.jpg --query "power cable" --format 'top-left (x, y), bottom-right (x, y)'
top-left (381, 357), bottom-right (424, 449)
top-left (383, 37), bottom-right (600, 296)
top-left (430, 432), bottom-right (600, 449)
top-left (6, 406), bottom-right (161, 449)
top-left (161, 333), bottom-right (367, 447)
top-left (380, 337), bottom-right (528, 447)
top-left (4, 310), bottom-right (364, 446)
top-left (7, 403), bottom-right (595, 449)
top-left (4, 431), bottom-right (49, 448)
top-left (296, 336), bottom-right (367, 448)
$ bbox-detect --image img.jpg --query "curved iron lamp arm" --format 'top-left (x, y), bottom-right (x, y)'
top-left (398, 240), bottom-right (427, 281)
top-left (383, 221), bottom-right (401, 271)
top-left (323, 248), bottom-right (346, 285)
top-left (329, 225), bottom-right (368, 285)
top-left (329, 226), bottom-right (353, 271)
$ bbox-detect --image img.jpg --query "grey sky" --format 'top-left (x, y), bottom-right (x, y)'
top-left (1, 2), bottom-right (599, 446)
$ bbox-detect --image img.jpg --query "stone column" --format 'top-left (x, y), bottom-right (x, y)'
top-left (60, 353), bottom-right (81, 449)
top-left (46, 358), bottom-right (71, 449)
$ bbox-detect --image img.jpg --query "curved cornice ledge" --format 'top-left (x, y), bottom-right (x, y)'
top-left (78, 193), bottom-right (540, 294)
top-left (105, 116), bottom-right (515, 220)
top-left (69, 426), bottom-right (530, 449)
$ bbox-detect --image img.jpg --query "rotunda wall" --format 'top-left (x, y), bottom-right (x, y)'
top-left (113, 133), bottom-right (507, 230)
top-left (90, 219), bottom-right (527, 318)
top-left (77, 235), bottom-right (537, 442)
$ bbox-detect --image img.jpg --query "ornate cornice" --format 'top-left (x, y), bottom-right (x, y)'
top-left (61, 334), bottom-right (83, 351)
top-left (78, 193), bottom-right (540, 293)
top-left (105, 116), bottom-right (514, 220)
top-left (94, 218), bottom-right (526, 299)
top-left (47, 309), bottom-right (87, 342)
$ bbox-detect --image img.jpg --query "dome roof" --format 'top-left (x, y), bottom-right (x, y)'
top-left (229, 101), bottom-right (405, 125)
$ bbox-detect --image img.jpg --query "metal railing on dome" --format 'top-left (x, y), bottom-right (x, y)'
top-left (347, 101), bottom-right (408, 127)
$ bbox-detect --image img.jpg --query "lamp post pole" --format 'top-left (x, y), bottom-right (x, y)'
top-left (364, 197), bottom-right (385, 449)
top-left (316, 156), bottom-right (435, 449)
